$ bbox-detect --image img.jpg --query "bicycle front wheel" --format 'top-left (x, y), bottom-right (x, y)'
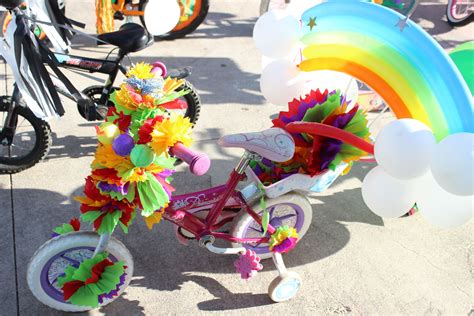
top-left (27, 232), bottom-right (133, 312)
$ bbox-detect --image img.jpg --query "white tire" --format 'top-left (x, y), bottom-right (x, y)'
top-left (268, 271), bottom-right (302, 302)
top-left (231, 193), bottom-right (312, 259)
top-left (27, 231), bottom-right (133, 312)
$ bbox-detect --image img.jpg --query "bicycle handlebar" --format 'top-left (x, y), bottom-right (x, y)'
top-left (170, 142), bottom-right (210, 176)
top-left (285, 122), bottom-right (375, 155)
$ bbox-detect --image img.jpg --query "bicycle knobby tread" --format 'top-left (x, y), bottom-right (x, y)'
top-left (0, 96), bottom-right (52, 174)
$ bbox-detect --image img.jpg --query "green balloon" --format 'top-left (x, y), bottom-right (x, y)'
top-left (449, 42), bottom-right (473, 95)
top-left (130, 144), bottom-right (156, 168)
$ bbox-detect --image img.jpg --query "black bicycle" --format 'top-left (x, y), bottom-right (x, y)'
top-left (0, 10), bottom-right (201, 174)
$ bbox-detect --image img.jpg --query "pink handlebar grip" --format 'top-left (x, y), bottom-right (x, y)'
top-left (151, 61), bottom-right (167, 77)
top-left (170, 142), bottom-right (210, 176)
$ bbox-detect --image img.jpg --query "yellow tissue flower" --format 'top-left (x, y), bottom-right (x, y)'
top-left (144, 209), bottom-right (166, 230)
top-left (150, 115), bottom-right (193, 156)
top-left (127, 62), bottom-right (154, 79)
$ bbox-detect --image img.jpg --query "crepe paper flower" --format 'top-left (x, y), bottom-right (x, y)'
top-left (92, 143), bottom-right (132, 171)
top-left (126, 76), bottom-right (165, 99)
top-left (126, 62), bottom-right (154, 79)
top-left (98, 181), bottom-right (129, 195)
top-left (269, 225), bottom-right (299, 254)
top-left (234, 249), bottom-right (263, 280)
top-left (57, 252), bottom-right (126, 308)
top-left (52, 218), bottom-right (81, 237)
top-left (105, 107), bottom-right (132, 132)
top-left (163, 77), bottom-right (185, 95)
top-left (150, 115), bottom-right (193, 156)
top-left (136, 172), bottom-right (170, 216)
top-left (75, 177), bottom-right (136, 234)
top-left (144, 210), bottom-right (165, 230)
top-left (137, 116), bottom-right (164, 144)
top-left (114, 84), bottom-right (142, 111)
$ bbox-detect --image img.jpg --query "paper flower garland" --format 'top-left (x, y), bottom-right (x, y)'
top-left (74, 62), bottom-right (193, 234)
top-left (55, 63), bottom-right (193, 307)
top-left (251, 89), bottom-right (370, 185)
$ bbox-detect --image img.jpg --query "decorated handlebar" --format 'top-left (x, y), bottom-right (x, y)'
top-left (285, 122), bottom-right (374, 155)
top-left (170, 142), bottom-right (210, 176)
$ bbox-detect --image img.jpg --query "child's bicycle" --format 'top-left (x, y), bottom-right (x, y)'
top-left (0, 4), bottom-right (201, 174)
top-left (26, 117), bottom-right (374, 311)
top-left (112, 0), bottom-right (209, 40)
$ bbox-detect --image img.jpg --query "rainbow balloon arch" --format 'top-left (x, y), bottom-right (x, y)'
top-left (253, 0), bottom-right (473, 228)
top-left (299, 0), bottom-right (473, 140)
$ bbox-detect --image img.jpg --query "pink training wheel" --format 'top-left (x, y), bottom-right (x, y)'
top-left (151, 61), bottom-right (167, 77)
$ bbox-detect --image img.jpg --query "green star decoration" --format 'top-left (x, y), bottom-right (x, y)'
top-left (307, 16), bottom-right (317, 31)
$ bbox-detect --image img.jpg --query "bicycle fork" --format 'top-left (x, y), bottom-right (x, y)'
top-left (0, 86), bottom-right (21, 147)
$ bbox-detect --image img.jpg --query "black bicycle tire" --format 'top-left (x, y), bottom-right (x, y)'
top-left (177, 80), bottom-right (201, 125)
top-left (81, 80), bottom-right (201, 125)
top-left (0, 96), bottom-right (52, 174)
top-left (139, 0), bottom-right (210, 40)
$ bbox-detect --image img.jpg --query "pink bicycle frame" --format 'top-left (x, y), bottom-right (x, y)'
top-left (162, 169), bottom-right (274, 244)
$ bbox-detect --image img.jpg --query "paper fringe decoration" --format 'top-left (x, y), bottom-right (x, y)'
top-left (57, 252), bottom-right (126, 307)
top-left (252, 89), bottom-right (370, 185)
top-left (52, 218), bottom-right (81, 237)
top-left (73, 62), bottom-right (194, 235)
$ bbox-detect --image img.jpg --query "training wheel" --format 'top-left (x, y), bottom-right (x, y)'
top-left (268, 271), bottom-right (302, 302)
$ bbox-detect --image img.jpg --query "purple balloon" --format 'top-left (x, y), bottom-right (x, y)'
top-left (112, 134), bottom-right (135, 156)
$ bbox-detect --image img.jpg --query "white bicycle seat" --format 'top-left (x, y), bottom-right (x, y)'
top-left (218, 128), bottom-right (295, 162)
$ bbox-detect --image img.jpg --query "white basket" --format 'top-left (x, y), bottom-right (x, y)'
top-left (247, 162), bottom-right (347, 199)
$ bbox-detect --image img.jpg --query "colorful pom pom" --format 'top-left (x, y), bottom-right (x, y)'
top-left (112, 134), bottom-right (135, 157)
top-left (269, 225), bottom-right (299, 254)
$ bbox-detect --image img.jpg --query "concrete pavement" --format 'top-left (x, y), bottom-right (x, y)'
top-left (0, 0), bottom-right (472, 315)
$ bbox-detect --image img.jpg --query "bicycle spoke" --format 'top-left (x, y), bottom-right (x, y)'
top-left (60, 255), bottom-right (81, 266)
top-left (248, 226), bottom-right (262, 233)
top-left (275, 214), bottom-right (297, 222)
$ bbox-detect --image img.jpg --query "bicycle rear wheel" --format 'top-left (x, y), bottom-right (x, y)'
top-left (0, 96), bottom-right (52, 174)
top-left (139, 0), bottom-right (209, 40)
top-left (231, 193), bottom-right (312, 260)
top-left (446, 0), bottom-right (474, 26)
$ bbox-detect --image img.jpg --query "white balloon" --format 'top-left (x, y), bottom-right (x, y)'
top-left (362, 166), bottom-right (417, 218)
top-left (301, 70), bottom-right (359, 104)
top-left (416, 171), bottom-right (473, 228)
top-left (253, 9), bottom-right (302, 59)
top-left (374, 119), bottom-right (436, 180)
top-left (430, 133), bottom-right (474, 196)
top-left (260, 59), bottom-right (307, 105)
top-left (144, 0), bottom-right (180, 36)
